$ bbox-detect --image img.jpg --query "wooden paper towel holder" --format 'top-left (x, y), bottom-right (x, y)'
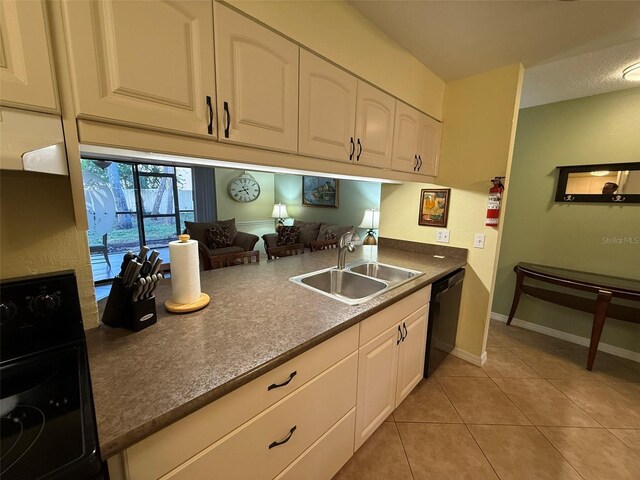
top-left (164, 292), bottom-right (210, 313)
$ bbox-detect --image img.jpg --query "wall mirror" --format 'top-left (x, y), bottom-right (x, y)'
top-left (555, 162), bottom-right (640, 203)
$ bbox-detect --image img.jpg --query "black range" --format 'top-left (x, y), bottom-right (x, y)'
top-left (0, 271), bottom-right (106, 479)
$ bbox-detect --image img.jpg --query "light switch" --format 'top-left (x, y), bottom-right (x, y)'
top-left (474, 233), bottom-right (485, 249)
top-left (436, 229), bottom-right (450, 243)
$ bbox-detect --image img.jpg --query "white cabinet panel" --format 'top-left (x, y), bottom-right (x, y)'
top-left (356, 292), bottom-right (430, 451)
top-left (62, 0), bottom-right (216, 137)
top-left (354, 324), bottom-right (400, 450)
top-left (299, 50), bottom-right (357, 162)
top-left (395, 306), bottom-right (428, 407)
top-left (417, 114), bottom-right (442, 177)
top-left (391, 100), bottom-right (442, 176)
top-left (0, 0), bottom-right (57, 111)
top-left (214, 3), bottom-right (298, 153)
top-left (391, 101), bottom-right (421, 173)
top-left (354, 82), bottom-right (395, 169)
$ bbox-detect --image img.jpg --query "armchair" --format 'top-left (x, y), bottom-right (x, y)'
top-left (185, 219), bottom-right (259, 270)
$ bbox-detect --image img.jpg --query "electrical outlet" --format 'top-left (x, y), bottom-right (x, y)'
top-left (436, 229), bottom-right (450, 243)
top-left (474, 233), bottom-right (486, 249)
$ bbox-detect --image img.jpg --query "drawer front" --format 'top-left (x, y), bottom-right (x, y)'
top-left (274, 408), bottom-right (355, 480)
top-left (359, 286), bottom-right (431, 346)
top-left (162, 352), bottom-right (358, 480)
top-left (126, 325), bottom-right (358, 480)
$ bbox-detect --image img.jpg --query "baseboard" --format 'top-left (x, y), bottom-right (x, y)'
top-left (450, 347), bottom-right (487, 367)
top-left (491, 312), bottom-right (640, 364)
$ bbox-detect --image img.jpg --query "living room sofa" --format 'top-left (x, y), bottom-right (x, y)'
top-left (184, 219), bottom-right (259, 270)
top-left (262, 220), bottom-right (358, 259)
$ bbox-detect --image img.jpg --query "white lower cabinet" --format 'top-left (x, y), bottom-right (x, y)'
top-left (354, 322), bottom-right (400, 448)
top-left (274, 408), bottom-right (356, 480)
top-left (395, 307), bottom-right (429, 406)
top-left (122, 325), bottom-right (358, 480)
top-left (115, 288), bottom-right (431, 479)
top-left (354, 290), bottom-right (430, 450)
top-left (163, 352), bottom-right (357, 480)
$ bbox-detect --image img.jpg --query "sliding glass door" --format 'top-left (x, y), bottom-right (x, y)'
top-left (81, 159), bottom-right (194, 283)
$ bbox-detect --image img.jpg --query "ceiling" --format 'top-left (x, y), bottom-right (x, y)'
top-left (348, 0), bottom-right (640, 107)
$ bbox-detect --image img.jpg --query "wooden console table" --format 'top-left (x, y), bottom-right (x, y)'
top-left (507, 262), bottom-right (640, 370)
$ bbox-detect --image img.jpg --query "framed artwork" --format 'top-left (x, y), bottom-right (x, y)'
top-left (418, 189), bottom-right (450, 227)
top-left (302, 176), bottom-right (339, 208)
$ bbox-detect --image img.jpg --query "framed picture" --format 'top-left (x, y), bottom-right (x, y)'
top-left (302, 176), bottom-right (339, 208)
top-left (418, 189), bottom-right (450, 227)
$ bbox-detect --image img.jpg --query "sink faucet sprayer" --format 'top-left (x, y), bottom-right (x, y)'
top-left (337, 232), bottom-right (356, 269)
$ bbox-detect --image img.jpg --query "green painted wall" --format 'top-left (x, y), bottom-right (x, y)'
top-left (274, 174), bottom-right (381, 238)
top-left (492, 87), bottom-right (640, 353)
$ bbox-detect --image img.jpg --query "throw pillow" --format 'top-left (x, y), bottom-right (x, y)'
top-left (185, 218), bottom-right (238, 244)
top-left (277, 226), bottom-right (300, 246)
top-left (293, 220), bottom-right (321, 246)
top-left (322, 228), bottom-right (337, 240)
top-left (317, 223), bottom-right (354, 242)
top-left (206, 224), bottom-right (233, 249)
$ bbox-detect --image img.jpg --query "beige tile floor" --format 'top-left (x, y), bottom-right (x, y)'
top-left (333, 320), bottom-right (640, 480)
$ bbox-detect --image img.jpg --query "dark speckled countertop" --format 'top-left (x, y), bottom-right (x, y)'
top-left (86, 241), bottom-right (466, 459)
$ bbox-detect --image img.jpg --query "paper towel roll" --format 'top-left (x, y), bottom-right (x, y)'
top-left (169, 235), bottom-right (201, 304)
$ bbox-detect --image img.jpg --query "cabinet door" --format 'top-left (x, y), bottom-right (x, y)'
top-left (354, 82), bottom-right (395, 169)
top-left (416, 115), bottom-right (443, 177)
top-left (390, 101), bottom-right (421, 173)
top-left (0, 0), bottom-right (57, 111)
top-left (395, 306), bottom-right (429, 407)
top-left (354, 323), bottom-right (400, 451)
top-left (299, 50), bottom-right (357, 162)
top-left (61, 0), bottom-right (216, 138)
top-left (214, 4), bottom-right (298, 153)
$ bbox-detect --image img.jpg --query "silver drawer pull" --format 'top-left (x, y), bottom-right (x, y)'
top-left (268, 425), bottom-right (297, 449)
top-left (267, 371), bottom-right (297, 391)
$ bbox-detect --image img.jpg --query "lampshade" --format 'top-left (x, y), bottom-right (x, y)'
top-left (271, 203), bottom-right (289, 219)
top-left (358, 208), bottom-right (380, 230)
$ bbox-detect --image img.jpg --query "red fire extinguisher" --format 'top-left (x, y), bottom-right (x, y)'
top-left (486, 177), bottom-right (505, 227)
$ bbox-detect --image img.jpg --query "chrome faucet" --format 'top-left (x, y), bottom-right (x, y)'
top-left (337, 232), bottom-right (356, 269)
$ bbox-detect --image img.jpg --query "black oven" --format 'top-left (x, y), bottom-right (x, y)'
top-left (1, 271), bottom-right (106, 479)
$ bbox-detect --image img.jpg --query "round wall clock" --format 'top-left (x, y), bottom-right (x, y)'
top-left (227, 172), bottom-right (261, 203)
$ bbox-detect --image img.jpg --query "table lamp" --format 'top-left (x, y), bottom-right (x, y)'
top-left (358, 207), bottom-right (380, 245)
top-left (271, 203), bottom-right (289, 230)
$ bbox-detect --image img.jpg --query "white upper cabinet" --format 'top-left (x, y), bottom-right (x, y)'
top-left (299, 50), bottom-right (357, 162)
top-left (354, 82), bottom-right (395, 169)
top-left (417, 114), bottom-right (442, 177)
top-left (61, 0), bottom-right (216, 138)
top-left (391, 101), bottom-right (421, 173)
top-left (391, 101), bottom-right (442, 177)
top-left (0, 0), bottom-right (58, 112)
top-left (214, 3), bottom-right (299, 153)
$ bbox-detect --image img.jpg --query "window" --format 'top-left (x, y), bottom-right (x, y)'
top-left (81, 159), bottom-right (194, 283)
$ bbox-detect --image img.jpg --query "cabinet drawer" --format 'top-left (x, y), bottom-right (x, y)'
top-left (162, 352), bottom-right (358, 480)
top-left (274, 408), bottom-right (355, 480)
top-left (126, 325), bottom-right (358, 480)
top-left (359, 286), bottom-right (431, 346)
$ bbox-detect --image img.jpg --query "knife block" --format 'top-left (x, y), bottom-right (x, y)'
top-left (102, 277), bottom-right (157, 332)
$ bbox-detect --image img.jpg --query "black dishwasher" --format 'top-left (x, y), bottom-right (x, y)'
top-left (424, 268), bottom-right (465, 377)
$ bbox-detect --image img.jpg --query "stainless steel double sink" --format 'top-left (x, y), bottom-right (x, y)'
top-left (289, 261), bottom-right (423, 305)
